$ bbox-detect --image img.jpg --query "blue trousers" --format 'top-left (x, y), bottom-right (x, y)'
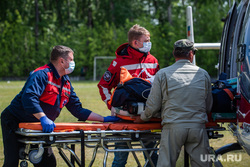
top-left (112, 142), bottom-right (158, 167)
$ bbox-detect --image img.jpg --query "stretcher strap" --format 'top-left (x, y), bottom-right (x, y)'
top-left (117, 115), bottom-right (161, 122)
top-left (223, 88), bottom-right (234, 101)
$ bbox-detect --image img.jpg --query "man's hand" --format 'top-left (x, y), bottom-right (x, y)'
top-left (133, 116), bottom-right (145, 123)
top-left (103, 116), bottom-right (121, 122)
top-left (40, 115), bottom-right (56, 133)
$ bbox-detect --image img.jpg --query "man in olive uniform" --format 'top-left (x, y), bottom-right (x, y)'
top-left (135, 39), bottom-right (213, 167)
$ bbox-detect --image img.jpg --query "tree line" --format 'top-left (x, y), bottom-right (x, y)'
top-left (0, 0), bottom-right (231, 79)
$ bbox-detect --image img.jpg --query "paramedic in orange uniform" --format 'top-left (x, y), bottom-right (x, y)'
top-left (135, 39), bottom-right (213, 167)
top-left (1, 45), bottom-right (120, 167)
top-left (97, 24), bottom-right (160, 167)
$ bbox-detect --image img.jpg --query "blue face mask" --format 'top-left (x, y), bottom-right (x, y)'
top-left (65, 61), bottom-right (75, 74)
top-left (138, 41), bottom-right (152, 53)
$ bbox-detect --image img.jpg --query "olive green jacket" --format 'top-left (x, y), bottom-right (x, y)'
top-left (141, 59), bottom-right (213, 125)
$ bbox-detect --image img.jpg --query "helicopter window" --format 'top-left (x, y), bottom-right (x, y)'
top-left (238, 16), bottom-right (247, 47)
top-left (219, 3), bottom-right (238, 78)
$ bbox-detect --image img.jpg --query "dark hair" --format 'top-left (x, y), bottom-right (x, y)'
top-left (173, 48), bottom-right (191, 59)
top-left (50, 45), bottom-right (74, 62)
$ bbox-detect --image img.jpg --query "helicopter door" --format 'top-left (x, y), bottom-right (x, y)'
top-left (218, 2), bottom-right (238, 78)
top-left (230, 1), bottom-right (248, 78)
top-left (237, 1), bottom-right (250, 124)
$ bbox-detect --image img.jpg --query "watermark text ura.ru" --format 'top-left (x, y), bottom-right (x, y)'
top-left (200, 154), bottom-right (242, 162)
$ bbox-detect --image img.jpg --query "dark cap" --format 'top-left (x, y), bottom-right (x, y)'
top-left (174, 39), bottom-right (197, 51)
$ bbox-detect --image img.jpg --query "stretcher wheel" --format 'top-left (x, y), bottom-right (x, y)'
top-left (20, 160), bottom-right (28, 167)
top-left (29, 150), bottom-right (42, 164)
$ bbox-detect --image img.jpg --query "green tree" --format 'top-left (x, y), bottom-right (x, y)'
top-left (0, 0), bottom-right (231, 78)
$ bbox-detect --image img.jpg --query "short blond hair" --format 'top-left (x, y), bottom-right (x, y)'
top-left (128, 24), bottom-right (150, 45)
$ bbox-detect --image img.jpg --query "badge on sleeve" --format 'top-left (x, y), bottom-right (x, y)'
top-left (112, 61), bottom-right (117, 67)
top-left (103, 70), bottom-right (112, 82)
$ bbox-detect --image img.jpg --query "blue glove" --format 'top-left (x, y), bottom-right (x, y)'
top-left (103, 116), bottom-right (121, 122)
top-left (40, 116), bottom-right (56, 133)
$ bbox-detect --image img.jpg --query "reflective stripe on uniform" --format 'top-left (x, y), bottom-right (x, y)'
top-left (48, 81), bottom-right (60, 88)
top-left (101, 86), bottom-right (111, 103)
top-left (63, 87), bottom-right (71, 92)
top-left (122, 63), bottom-right (158, 70)
top-left (48, 81), bottom-right (70, 92)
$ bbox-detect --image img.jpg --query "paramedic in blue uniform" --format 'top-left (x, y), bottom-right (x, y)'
top-left (135, 39), bottom-right (213, 167)
top-left (1, 45), bottom-right (120, 167)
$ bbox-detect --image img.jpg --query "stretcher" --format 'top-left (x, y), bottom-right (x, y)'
top-left (16, 117), bottom-right (235, 167)
top-left (16, 122), bottom-right (162, 167)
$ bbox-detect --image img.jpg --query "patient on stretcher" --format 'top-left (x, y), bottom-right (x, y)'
top-left (109, 67), bottom-right (161, 121)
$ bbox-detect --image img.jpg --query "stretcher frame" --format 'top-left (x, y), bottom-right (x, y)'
top-left (16, 120), bottom-right (233, 167)
top-left (16, 123), bottom-right (161, 167)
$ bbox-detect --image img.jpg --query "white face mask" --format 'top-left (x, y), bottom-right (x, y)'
top-left (64, 61), bottom-right (75, 74)
top-left (138, 42), bottom-right (152, 53)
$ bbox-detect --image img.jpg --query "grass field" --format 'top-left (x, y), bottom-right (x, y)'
top-left (0, 80), bottom-right (249, 166)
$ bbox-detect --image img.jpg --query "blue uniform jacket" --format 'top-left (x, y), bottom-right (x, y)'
top-left (7, 63), bottom-right (92, 122)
